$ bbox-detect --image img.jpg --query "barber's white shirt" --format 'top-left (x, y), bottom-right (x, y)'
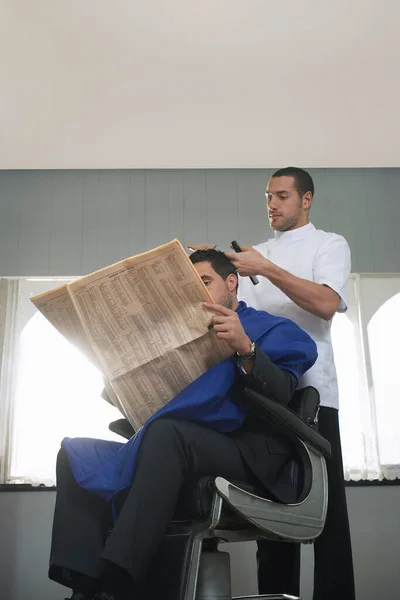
top-left (238, 223), bottom-right (351, 409)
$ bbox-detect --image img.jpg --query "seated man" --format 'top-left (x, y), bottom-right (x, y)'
top-left (49, 249), bottom-right (318, 600)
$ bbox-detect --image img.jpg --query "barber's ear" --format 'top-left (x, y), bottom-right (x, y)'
top-left (303, 191), bottom-right (312, 210)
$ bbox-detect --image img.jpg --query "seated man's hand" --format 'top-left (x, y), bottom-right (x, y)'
top-left (204, 302), bottom-right (252, 356)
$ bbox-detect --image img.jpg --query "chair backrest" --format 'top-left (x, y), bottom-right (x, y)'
top-left (288, 386), bottom-right (320, 427)
top-left (109, 417), bottom-right (135, 439)
top-left (243, 385), bottom-right (323, 504)
top-left (280, 387), bottom-right (321, 501)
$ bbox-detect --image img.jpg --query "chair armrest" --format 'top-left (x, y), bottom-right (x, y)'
top-left (243, 386), bottom-right (331, 458)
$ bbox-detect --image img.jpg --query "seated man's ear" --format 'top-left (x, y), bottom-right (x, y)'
top-left (227, 273), bottom-right (238, 292)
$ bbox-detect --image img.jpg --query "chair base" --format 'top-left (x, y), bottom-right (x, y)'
top-left (195, 550), bottom-right (231, 600)
top-left (194, 551), bottom-right (301, 600)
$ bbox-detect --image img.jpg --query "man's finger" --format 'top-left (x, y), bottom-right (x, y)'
top-left (187, 243), bottom-right (216, 251)
top-left (212, 323), bottom-right (230, 333)
top-left (211, 315), bottom-right (227, 324)
top-left (215, 331), bottom-right (231, 340)
top-left (225, 252), bottom-right (240, 261)
top-left (203, 302), bottom-right (233, 316)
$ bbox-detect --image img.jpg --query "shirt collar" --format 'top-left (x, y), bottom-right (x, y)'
top-left (274, 222), bottom-right (315, 242)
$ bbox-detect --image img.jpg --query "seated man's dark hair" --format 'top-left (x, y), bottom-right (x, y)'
top-left (272, 166), bottom-right (315, 198)
top-left (189, 248), bottom-right (238, 291)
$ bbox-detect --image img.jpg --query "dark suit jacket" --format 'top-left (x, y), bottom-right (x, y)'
top-left (230, 344), bottom-right (298, 500)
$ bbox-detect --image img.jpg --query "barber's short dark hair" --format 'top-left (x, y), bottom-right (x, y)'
top-left (272, 166), bottom-right (315, 198)
top-left (189, 248), bottom-right (238, 290)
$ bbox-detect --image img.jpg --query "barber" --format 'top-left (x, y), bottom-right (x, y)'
top-left (188, 166), bottom-right (355, 600)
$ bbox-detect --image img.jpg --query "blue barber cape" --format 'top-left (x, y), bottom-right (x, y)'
top-left (63, 302), bottom-right (317, 501)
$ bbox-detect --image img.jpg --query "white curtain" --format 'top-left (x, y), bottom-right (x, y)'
top-left (0, 278), bottom-right (21, 483)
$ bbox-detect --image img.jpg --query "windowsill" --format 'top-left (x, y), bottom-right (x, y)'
top-left (345, 478), bottom-right (400, 487)
top-left (1, 479), bottom-right (400, 493)
top-left (0, 484), bottom-right (56, 492)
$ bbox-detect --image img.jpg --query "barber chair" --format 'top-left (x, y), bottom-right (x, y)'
top-left (109, 386), bottom-right (331, 600)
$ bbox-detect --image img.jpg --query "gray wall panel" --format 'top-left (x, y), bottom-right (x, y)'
top-left (1, 168), bottom-right (399, 276)
top-left (49, 172), bottom-right (84, 276)
top-left (128, 170), bottom-right (146, 256)
top-left (306, 168), bottom-right (332, 232)
top-left (166, 171), bottom-right (185, 243)
top-left (144, 171), bottom-right (171, 251)
top-left (0, 172), bottom-right (22, 275)
top-left (17, 172), bottom-right (53, 275)
top-left (81, 171), bottom-right (130, 274)
top-left (361, 169), bottom-right (399, 273)
top-left (206, 170), bottom-right (239, 250)
top-left (183, 170), bottom-right (208, 247)
top-left (81, 171), bottom-right (106, 275)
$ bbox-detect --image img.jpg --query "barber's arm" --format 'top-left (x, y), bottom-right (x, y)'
top-left (226, 237), bottom-right (350, 321)
top-left (257, 263), bottom-right (340, 321)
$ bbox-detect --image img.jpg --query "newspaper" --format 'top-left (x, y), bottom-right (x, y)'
top-left (31, 239), bottom-right (233, 429)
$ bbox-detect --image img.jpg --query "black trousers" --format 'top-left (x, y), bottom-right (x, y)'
top-left (50, 418), bottom-right (263, 593)
top-left (257, 406), bottom-right (356, 600)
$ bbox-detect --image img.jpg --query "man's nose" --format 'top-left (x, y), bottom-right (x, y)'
top-left (267, 196), bottom-right (277, 211)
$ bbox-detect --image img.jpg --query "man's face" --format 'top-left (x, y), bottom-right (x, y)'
top-left (266, 175), bottom-right (309, 232)
top-left (194, 261), bottom-right (236, 309)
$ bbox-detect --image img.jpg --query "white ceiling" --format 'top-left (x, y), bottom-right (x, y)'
top-left (1, 0), bottom-right (400, 169)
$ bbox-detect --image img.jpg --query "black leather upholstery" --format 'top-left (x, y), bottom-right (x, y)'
top-left (109, 418), bottom-right (135, 440)
top-left (243, 386), bottom-right (331, 458)
top-left (288, 386), bottom-right (320, 427)
top-left (173, 476), bottom-right (216, 521)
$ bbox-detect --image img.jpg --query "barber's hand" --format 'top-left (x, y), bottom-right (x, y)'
top-left (203, 302), bottom-right (252, 355)
top-left (187, 243), bottom-right (216, 252)
top-left (225, 246), bottom-right (269, 277)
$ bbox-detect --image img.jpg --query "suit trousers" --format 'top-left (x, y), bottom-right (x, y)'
top-left (256, 406), bottom-right (356, 600)
top-left (50, 418), bottom-right (262, 593)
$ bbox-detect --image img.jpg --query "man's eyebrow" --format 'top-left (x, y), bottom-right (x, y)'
top-left (265, 189), bottom-right (290, 196)
top-left (200, 275), bottom-right (212, 281)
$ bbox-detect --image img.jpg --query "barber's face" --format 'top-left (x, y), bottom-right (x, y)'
top-left (194, 262), bottom-right (236, 309)
top-left (266, 176), bottom-right (310, 232)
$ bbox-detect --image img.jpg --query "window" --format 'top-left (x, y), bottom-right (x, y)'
top-left (362, 278), bottom-right (400, 478)
top-left (0, 279), bottom-right (121, 486)
top-left (331, 274), bottom-right (400, 480)
top-left (1, 274), bottom-right (400, 485)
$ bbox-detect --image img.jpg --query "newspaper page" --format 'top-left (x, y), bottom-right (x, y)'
top-left (31, 240), bottom-right (233, 429)
top-left (30, 286), bottom-right (127, 417)
top-left (30, 284), bottom-right (98, 366)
